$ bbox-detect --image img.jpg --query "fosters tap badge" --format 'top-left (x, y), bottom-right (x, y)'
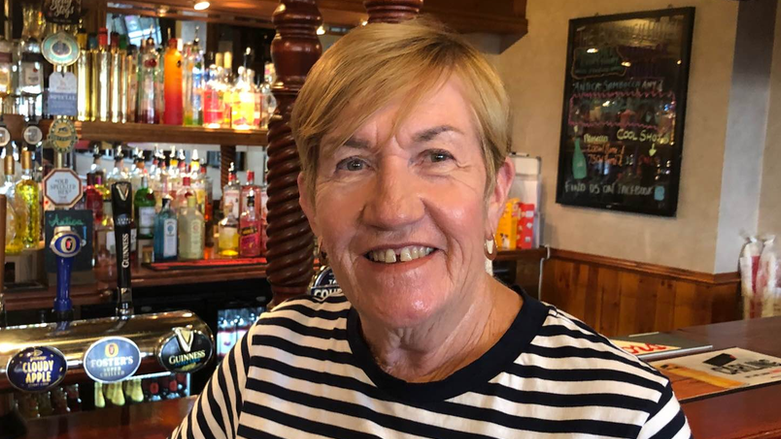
top-left (6, 347), bottom-right (68, 392)
top-left (83, 336), bottom-right (141, 383)
top-left (158, 327), bottom-right (213, 373)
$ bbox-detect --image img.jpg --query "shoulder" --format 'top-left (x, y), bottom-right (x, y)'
top-left (526, 302), bottom-right (671, 398)
top-left (248, 293), bottom-right (352, 349)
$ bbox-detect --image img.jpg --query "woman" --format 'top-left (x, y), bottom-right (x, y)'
top-left (172, 18), bottom-right (690, 439)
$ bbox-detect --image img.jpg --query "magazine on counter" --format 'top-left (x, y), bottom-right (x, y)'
top-left (650, 347), bottom-right (781, 401)
top-left (610, 332), bottom-right (713, 360)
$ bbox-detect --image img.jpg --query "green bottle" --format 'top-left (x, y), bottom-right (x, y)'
top-left (178, 196), bottom-right (204, 260)
top-left (134, 176), bottom-right (156, 239)
top-left (572, 137), bottom-right (587, 180)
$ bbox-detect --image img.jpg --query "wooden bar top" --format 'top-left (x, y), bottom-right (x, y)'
top-left (21, 317), bottom-right (781, 439)
top-left (672, 316), bottom-right (781, 439)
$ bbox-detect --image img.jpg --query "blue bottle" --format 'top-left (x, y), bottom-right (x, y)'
top-left (154, 198), bottom-right (178, 261)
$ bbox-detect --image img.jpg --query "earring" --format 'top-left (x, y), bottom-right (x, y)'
top-left (316, 237), bottom-right (328, 266)
top-left (484, 238), bottom-right (497, 261)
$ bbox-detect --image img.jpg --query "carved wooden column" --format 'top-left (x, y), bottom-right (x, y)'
top-left (364, 0), bottom-right (423, 23)
top-left (266, 0), bottom-right (322, 305)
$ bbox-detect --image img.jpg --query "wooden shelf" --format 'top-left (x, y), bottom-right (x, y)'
top-left (2, 115), bottom-right (267, 146)
top-left (3, 262), bottom-right (268, 312)
top-left (496, 247), bottom-right (549, 263)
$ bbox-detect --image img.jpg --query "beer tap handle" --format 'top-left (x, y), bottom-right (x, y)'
top-left (50, 226), bottom-right (85, 322)
top-left (111, 182), bottom-right (134, 317)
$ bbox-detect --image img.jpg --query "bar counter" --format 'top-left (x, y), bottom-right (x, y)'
top-left (21, 316), bottom-right (781, 439)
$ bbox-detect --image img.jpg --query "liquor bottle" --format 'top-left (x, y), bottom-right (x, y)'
top-left (106, 147), bottom-right (129, 188)
top-left (163, 38), bottom-right (183, 125)
top-left (252, 69), bottom-right (262, 128)
top-left (36, 392), bottom-right (53, 417)
top-left (87, 144), bottom-right (105, 183)
top-left (154, 197), bottom-right (177, 262)
top-left (222, 163), bottom-right (241, 219)
top-left (190, 35), bottom-right (204, 126)
top-left (0, 37), bottom-right (11, 114)
top-left (199, 164), bottom-right (214, 247)
top-left (51, 387), bottom-right (70, 415)
top-left (259, 177), bottom-right (268, 255)
top-left (18, 37), bottom-right (44, 119)
top-left (84, 173), bottom-right (104, 223)
top-left (148, 382), bottom-right (162, 402)
top-left (93, 28), bottom-right (111, 122)
top-left (260, 63), bottom-right (277, 129)
top-left (135, 176), bottom-right (156, 239)
top-left (202, 53), bottom-right (224, 128)
top-left (94, 187), bottom-right (115, 281)
top-left (155, 45), bottom-right (166, 123)
top-left (76, 29), bottom-right (91, 121)
top-left (175, 175), bottom-right (195, 211)
top-left (239, 193), bottom-right (261, 258)
top-left (94, 382), bottom-right (105, 409)
top-left (110, 33), bottom-right (126, 123)
top-left (87, 33), bottom-right (98, 120)
top-left (231, 66), bottom-right (255, 130)
top-left (178, 196), bottom-right (204, 260)
top-left (166, 378), bottom-right (180, 400)
top-left (240, 170), bottom-right (260, 218)
top-left (182, 42), bottom-right (193, 124)
top-left (218, 203), bottom-right (238, 258)
top-left (129, 149), bottom-right (146, 193)
top-left (126, 44), bottom-right (138, 123)
top-left (137, 36), bottom-right (158, 124)
top-left (1, 155), bottom-right (24, 255)
top-left (16, 150), bottom-right (40, 249)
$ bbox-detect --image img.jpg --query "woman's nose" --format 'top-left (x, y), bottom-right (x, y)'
top-left (361, 161), bottom-right (425, 230)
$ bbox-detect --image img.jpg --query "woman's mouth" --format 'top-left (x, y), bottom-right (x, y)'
top-left (365, 246), bottom-right (436, 264)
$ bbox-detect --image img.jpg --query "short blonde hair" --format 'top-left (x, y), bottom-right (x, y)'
top-left (292, 17), bottom-right (512, 197)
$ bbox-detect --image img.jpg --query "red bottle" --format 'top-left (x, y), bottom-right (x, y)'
top-left (239, 193), bottom-right (261, 257)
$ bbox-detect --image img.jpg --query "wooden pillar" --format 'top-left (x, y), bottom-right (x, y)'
top-left (364, 0), bottom-right (423, 23)
top-left (266, 0), bottom-right (322, 305)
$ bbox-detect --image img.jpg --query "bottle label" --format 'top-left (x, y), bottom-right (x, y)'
top-left (219, 226), bottom-right (237, 250)
top-left (240, 225), bottom-right (260, 256)
top-left (22, 63), bottom-right (41, 87)
top-left (138, 206), bottom-right (156, 231)
top-left (163, 218), bottom-right (177, 257)
top-left (223, 192), bottom-right (239, 218)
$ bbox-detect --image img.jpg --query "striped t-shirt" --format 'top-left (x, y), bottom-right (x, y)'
top-left (171, 289), bottom-right (691, 439)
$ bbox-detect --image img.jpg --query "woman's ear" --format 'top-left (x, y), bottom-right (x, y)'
top-left (298, 172), bottom-right (320, 237)
top-left (486, 157), bottom-right (515, 237)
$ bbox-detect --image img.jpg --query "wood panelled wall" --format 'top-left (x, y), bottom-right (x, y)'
top-left (540, 249), bottom-right (740, 337)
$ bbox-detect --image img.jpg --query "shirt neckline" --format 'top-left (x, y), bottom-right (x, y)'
top-left (346, 286), bottom-right (550, 402)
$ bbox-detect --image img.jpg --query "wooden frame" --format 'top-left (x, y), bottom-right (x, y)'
top-left (555, 8), bottom-right (695, 217)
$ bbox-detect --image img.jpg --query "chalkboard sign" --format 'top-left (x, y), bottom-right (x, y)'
top-left (555, 8), bottom-right (695, 216)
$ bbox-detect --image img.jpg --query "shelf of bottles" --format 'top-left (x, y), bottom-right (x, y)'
top-left (0, 15), bottom-right (274, 144)
top-left (86, 146), bottom-right (269, 281)
top-left (13, 373), bottom-right (191, 419)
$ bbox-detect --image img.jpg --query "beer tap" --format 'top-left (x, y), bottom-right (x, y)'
top-left (111, 181), bottom-right (134, 317)
top-left (50, 226), bottom-right (85, 322)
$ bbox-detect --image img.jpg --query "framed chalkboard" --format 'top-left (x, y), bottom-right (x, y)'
top-left (555, 8), bottom-right (695, 216)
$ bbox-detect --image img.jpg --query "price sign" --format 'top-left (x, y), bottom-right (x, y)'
top-left (48, 73), bottom-right (78, 117)
top-left (6, 347), bottom-right (68, 392)
top-left (43, 168), bottom-right (83, 208)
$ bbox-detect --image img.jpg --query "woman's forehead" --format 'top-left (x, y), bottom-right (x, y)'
top-left (338, 76), bottom-right (478, 146)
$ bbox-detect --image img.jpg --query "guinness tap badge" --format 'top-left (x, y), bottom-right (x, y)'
top-left (158, 327), bottom-right (214, 373)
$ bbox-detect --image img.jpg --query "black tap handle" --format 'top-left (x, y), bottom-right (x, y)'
top-left (111, 181), bottom-right (134, 316)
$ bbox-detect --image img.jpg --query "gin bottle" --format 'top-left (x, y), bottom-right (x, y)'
top-left (154, 197), bottom-right (177, 262)
top-left (178, 196), bottom-right (204, 260)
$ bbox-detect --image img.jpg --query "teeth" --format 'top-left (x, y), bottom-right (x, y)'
top-left (368, 246), bottom-right (434, 263)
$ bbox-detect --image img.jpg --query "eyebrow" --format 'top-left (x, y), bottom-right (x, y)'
top-left (340, 125), bottom-right (463, 150)
top-left (413, 125), bottom-right (463, 143)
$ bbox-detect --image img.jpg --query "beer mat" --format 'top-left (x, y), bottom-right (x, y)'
top-left (144, 258), bottom-right (267, 271)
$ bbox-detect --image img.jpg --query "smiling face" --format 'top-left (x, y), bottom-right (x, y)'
top-left (300, 76), bottom-right (511, 331)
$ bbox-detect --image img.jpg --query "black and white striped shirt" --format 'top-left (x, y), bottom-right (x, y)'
top-left (172, 289), bottom-right (691, 438)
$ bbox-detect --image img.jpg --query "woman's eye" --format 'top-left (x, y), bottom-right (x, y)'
top-left (427, 150), bottom-right (454, 163)
top-left (336, 157), bottom-right (367, 172)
